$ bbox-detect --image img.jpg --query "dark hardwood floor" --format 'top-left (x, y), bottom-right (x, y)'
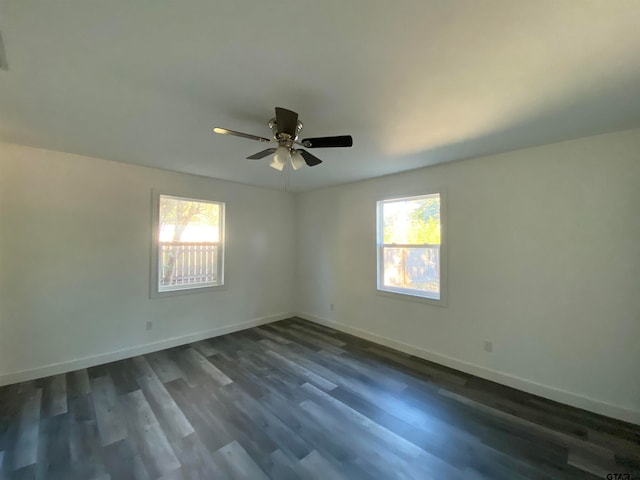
top-left (0, 317), bottom-right (638, 479)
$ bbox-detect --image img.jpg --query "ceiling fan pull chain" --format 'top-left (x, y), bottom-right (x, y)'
top-left (285, 161), bottom-right (291, 192)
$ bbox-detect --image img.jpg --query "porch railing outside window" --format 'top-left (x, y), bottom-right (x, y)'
top-left (160, 241), bottom-right (220, 287)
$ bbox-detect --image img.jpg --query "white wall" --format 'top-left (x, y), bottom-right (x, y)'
top-left (295, 128), bottom-right (640, 423)
top-left (0, 142), bottom-right (295, 384)
top-left (2, 130), bottom-right (639, 423)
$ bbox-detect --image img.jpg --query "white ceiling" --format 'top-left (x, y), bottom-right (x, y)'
top-left (1, 1), bottom-right (640, 192)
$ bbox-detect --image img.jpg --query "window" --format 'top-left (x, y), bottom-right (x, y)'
top-left (155, 194), bottom-right (224, 293)
top-left (377, 193), bottom-right (443, 301)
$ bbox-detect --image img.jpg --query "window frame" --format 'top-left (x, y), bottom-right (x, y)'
top-left (150, 190), bottom-right (226, 298)
top-left (376, 191), bottom-right (447, 306)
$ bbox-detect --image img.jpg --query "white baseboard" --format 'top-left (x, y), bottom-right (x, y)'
top-left (0, 312), bottom-right (292, 387)
top-left (296, 312), bottom-right (640, 425)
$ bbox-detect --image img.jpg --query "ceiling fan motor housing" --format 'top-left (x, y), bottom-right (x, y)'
top-left (269, 118), bottom-right (304, 145)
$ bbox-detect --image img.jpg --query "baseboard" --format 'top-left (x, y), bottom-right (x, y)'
top-left (296, 312), bottom-right (640, 425)
top-left (0, 312), bottom-right (292, 387)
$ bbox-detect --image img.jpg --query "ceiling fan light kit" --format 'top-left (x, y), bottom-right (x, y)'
top-left (270, 145), bottom-right (290, 171)
top-left (290, 150), bottom-right (305, 170)
top-left (213, 107), bottom-right (353, 171)
top-left (269, 158), bottom-right (285, 171)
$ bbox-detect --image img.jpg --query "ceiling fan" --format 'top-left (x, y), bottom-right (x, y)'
top-left (213, 107), bottom-right (353, 171)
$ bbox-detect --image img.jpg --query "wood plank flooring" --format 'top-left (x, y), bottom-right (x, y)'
top-left (1, 317), bottom-right (639, 479)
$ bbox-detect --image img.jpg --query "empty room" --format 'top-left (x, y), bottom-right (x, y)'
top-left (1, 1), bottom-right (639, 479)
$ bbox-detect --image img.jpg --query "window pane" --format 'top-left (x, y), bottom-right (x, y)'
top-left (158, 196), bottom-right (223, 291)
top-left (159, 243), bottom-right (219, 287)
top-left (383, 247), bottom-right (440, 297)
top-left (159, 197), bottom-right (220, 243)
top-left (382, 194), bottom-right (440, 245)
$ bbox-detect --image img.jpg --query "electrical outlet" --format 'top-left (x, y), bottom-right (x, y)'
top-left (146, 321), bottom-right (153, 331)
top-left (330, 304), bottom-right (335, 311)
top-left (484, 341), bottom-right (493, 353)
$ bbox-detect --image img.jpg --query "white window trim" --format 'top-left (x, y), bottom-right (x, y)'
top-left (376, 191), bottom-right (447, 307)
top-left (150, 190), bottom-right (227, 298)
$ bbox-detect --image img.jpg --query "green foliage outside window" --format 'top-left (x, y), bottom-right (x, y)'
top-left (383, 197), bottom-right (440, 245)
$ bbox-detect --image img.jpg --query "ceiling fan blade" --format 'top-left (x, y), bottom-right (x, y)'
top-left (246, 148), bottom-right (276, 160)
top-left (275, 107), bottom-right (299, 137)
top-left (213, 127), bottom-right (271, 143)
top-left (301, 135), bottom-right (353, 148)
top-left (299, 149), bottom-right (323, 167)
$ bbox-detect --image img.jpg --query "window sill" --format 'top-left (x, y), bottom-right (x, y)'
top-left (376, 288), bottom-right (447, 307)
top-left (150, 283), bottom-right (227, 299)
